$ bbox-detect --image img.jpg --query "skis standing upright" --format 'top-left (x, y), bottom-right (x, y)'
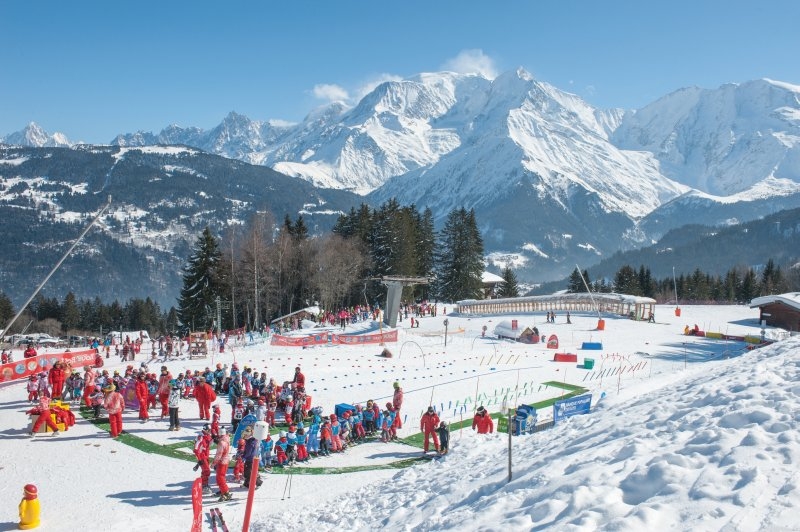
top-left (208, 509), bottom-right (218, 532)
top-left (213, 508), bottom-right (229, 532)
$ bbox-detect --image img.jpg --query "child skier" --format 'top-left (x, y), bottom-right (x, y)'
top-left (436, 420), bottom-right (450, 455)
top-left (232, 437), bottom-right (246, 482)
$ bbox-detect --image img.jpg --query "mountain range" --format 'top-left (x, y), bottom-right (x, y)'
top-left (2, 69), bottom-right (800, 305)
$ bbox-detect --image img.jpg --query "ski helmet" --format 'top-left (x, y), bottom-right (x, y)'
top-left (202, 424), bottom-right (211, 432)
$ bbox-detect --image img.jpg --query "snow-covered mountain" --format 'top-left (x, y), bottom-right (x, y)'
top-left (1, 122), bottom-right (72, 147)
top-left (5, 70), bottom-right (800, 281)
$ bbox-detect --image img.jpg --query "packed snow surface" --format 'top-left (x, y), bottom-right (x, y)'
top-left (1, 304), bottom-right (797, 531)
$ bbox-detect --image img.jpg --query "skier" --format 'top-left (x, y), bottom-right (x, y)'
top-left (193, 376), bottom-right (216, 420)
top-left (134, 372), bottom-right (149, 422)
top-left (157, 366), bottom-right (172, 419)
top-left (419, 406), bottom-right (440, 453)
top-left (167, 379), bottom-right (181, 431)
top-left (103, 383), bottom-right (126, 438)
top-left (391, 381), bottom-right (404, 439)
top-left (472, 405), bottom-right (494, 434)
top-left (241, 430), bottom-right (263, 489)
top-left (27, 392), bottom-right (60, 436)
top-left (193, 424), bottom-right (213, 494)
top-left (48, 361), bottom-right (67, 400)
top-left (26, 375), bottom-right (39, 403)
top-left (82, 367), bottom-right (96, 406)
top-left (211, 404), bottom-right (222, 441)
top-left (435, 421), bottom-right (450, 455)
top-left (212, 427), bottom-right (232, 502)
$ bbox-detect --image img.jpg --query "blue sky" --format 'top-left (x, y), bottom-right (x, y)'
top-left (2, 1), bottom-right (798, 144)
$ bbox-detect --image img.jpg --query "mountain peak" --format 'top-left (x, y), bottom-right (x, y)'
top-left (2, 122), bottom-right (72, 147)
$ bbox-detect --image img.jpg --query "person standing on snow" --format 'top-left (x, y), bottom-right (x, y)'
top-left (134, 372), bottom-right (149, 422)
top-left (419, 406), bottom-right (440, 453)
top-left (157, 366), bottom-right (172, 419)
top-left (435, 421), bottom-right (450, 455)
top-left (242, 429), bottom-right (263, 489)
top-left (82, 367), bottom-right (96, 406)
top-left (193, 424), bottom-right (213, 494)
top-left (292, 366), bottom-right (305, 389)
top-left (194, 376), bottom-right (216, 420)
top-left (167, 379), bottom-right (181, 431)
top-left (103, 383), bottom-right (125, 438)
top-left (48, 361), bottom-right (67, 399)
top-left (472, 405), bottom-right (494, 434)
top-left (391, 381), bottom-right (404, 439)
top-left (212, 427), bottom-right (232, 502)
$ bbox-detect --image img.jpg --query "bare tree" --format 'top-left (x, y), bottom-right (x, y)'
top-left (309, 234), bottom-right (370, 311)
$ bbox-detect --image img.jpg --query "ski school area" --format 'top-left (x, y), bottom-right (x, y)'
top-left (0, 302), bottom-right (774, 530)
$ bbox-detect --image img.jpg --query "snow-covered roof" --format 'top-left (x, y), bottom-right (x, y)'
top-left (482, 271), bottom-right (505, 284)
top-left (750, 292), bottom-right (800, 311)
top-left (270, 306), bottom-right (322, 324)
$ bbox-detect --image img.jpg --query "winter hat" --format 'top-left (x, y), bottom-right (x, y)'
top-left (427, 406), bottom-right (435, 413)
top-left (477, 406), bottom-right (486, 414)
top-left (393, 381), bottom-right (400, 389)
top-left (218, 426), bottom-right (227, 436)
top-left (279, 431), bottom-right (286, 438)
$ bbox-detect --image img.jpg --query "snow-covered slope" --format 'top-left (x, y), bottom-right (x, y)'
top-left (613, 78), bottom-right (800, 196)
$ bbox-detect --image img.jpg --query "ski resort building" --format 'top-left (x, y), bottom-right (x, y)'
top-left (455, 292), bottom-right (657, 320)
top-left (750, 292), bottom-right (800, 333)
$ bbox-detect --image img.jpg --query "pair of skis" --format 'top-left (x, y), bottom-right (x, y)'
top-left (208, 507), bottom-right (228, 532)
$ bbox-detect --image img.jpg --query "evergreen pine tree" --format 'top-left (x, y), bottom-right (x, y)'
top-left (433, 207), bottom-right (484, 302)
top-left (177, 227), bottom-right (228, 331)
top-left (497, 266), bottom-right (520, 298)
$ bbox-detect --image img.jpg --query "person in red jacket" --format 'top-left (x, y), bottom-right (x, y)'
top-left (156, 365), bottom-right (172, 419)
top-left (212, 427), bottom-right (232, 501)
top-left (292, 366), bottom-right (305, 389)
top-left (419, 406), bottom-right (440, 453)
top-left (103, 383), bottom-right (126, 438)
top-left (28, 392), bottom-right (60, 436)
top-left (48, 362), bottom-right (67, 399)
top-left (24, 344), bottom-right (38, 359)
top-left (82, 367), bottom-right (96, 406)
top-left (391, 381), bottom-right (404, 438)
top-left (134, 372), bottom-right (149, 422)
top-left (472, 405), bottom-right (494, 434)
top-left (194, 424), bottom-right (213, 493)
top-left (194, 378), bottom-right (217, 420)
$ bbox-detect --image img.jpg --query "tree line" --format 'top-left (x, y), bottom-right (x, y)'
top-left (567, 258), bottom-right (793, 303)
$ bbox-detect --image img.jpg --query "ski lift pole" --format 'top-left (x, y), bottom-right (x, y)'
top-left (576, 263), bottom-right (604, 329)
top-left (3, 195), bottom-right (111, 337)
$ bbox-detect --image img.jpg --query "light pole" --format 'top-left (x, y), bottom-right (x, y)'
top-left (242, 421), bottom-right (269, 532)
top-left (443, 318), bottom-right (449, 347)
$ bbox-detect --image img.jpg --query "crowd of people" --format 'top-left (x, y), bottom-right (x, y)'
top-left (19, 350), bottom-right (496, 503)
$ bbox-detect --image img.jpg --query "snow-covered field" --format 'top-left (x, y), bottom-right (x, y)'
top-left (1, 304), bottom-right (797, 531)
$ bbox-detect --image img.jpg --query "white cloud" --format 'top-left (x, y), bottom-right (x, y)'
top-left (441, 49), bottom-right (498, 79)
top-left (312, 83), bottom-right (350, 103)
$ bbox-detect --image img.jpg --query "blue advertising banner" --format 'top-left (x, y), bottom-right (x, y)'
top-left (553, 394), bottom-right (592, 423)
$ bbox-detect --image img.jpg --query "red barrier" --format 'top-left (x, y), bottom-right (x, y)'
top-left (0, 349), bottom-right (98, 383)
top-left (270, 329), bottom-right (398, 347)
top-left (553, 353), bottom-right (578, 363)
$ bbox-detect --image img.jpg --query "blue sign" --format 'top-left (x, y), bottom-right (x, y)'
top-left (232, 413), bottom-right (258, 446)
top-left (553, 394), bottom-right (592, 423)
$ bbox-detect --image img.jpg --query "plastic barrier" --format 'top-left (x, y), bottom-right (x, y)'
top-left (553, 353), bottom-right (578, 363)
top-left (583, 358), bottom-right (595, 369)
top-left (581, 342), bottom-right (603, 350)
